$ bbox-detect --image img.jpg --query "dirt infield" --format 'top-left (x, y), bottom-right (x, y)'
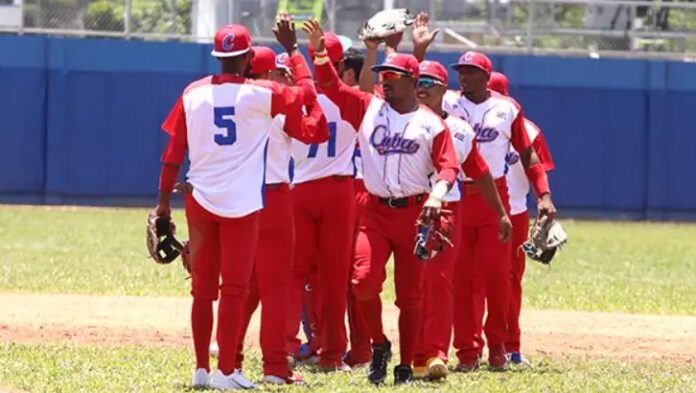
top-left (2, 293), bottom-right (695, 364)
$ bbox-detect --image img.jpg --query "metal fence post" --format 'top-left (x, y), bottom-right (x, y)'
top-left (124, 0), bottom-right (132, 38)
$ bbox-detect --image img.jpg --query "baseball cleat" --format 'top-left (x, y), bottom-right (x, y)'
top-left (488, 352), bottom-right (508, 372)
top-left (318, 361), bottom-right (351, 373)
top-left (209, 369), bottom-right (258, 390)
top-left (507, 352), bottom-right (532, 368)
top-left (343, 350), bottom-right (371, 368)
top-left (454, 355), bottom-right (480, 372)
top-left (262, 373), bottom-right (305, 385)
top-left (426, 357), bottom-right (448, 380)
top-left (191, 368), bottom-right (210, 388)
top-left (367, 337), bottom-right (392, 384)
top-left (412, 365), bottom-right (428, 380)
top-left (393, 364), bottom-right (414, 385)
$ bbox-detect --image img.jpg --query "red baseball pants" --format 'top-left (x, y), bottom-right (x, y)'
top-left (235, 185), bottom-right (294, 377)
top-left (287, 176), bottom-right (355, 367)
top-left (346, 179), bottom-right (372, 364)
top-left (506, 211), bottom-right (530, 353)
top-left (352, 197), bottom-right (426, 366)
top-left (453, 181), bottom-right (511, 363)
top-left (414, 201), bottom-right (460, 367)
top-left (185, 193), bottom-right (259, 375)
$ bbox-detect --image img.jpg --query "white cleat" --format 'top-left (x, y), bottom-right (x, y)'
top-left (209, 369), bottom-right (258, 390)
top-left (191, 368), bottom-right (210, 388)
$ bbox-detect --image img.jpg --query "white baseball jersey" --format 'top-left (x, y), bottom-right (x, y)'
top-left (358, 99), bottom-right (449, 198)
top-left (291, 94), bottom-right (357, 184)
top-left (443, 90), bottom-right (531, 181)
top-left (431, 114), bottom-right (477, 202)
top-left (164, 75), bottom-right (306, 218)
top-left (265, 115), bottom-right (292, 184)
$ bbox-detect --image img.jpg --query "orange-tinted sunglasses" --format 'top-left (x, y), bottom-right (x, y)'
top-left (379, 71), bottom-right (410, 82)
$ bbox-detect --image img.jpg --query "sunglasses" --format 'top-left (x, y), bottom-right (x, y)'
top-left (417, 77), bottom-right (445, 89)
top-left (379, 71), bottom-right (410, 82)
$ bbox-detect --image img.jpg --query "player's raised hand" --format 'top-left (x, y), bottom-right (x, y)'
top-left (273, 12), bottom-right (298, 54)
top-left (383, 32), bottom-right (403, 52)
top-left (412, 12), bottom-right (439, 61)
top-left (301, 18), bottom-right (325, 53)
top-left (363, 38), bottom-right (381, 51)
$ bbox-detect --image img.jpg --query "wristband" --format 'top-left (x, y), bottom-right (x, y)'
top-left (313, 49), bottom-right (328, 57)
top-left (314, 56), bottom-right (330, 66)
top-left (525, 163), bottom-right (550, 198)
top-left (429, 180), bottom-right (450, 201)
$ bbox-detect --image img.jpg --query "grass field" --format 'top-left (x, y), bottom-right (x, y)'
top-left (2, 206), bottom-right (696, 314)
top-left (2, 343), bottom-right (695, 393)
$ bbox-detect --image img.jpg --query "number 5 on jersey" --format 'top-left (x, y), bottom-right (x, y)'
top-left (214, 106), bottom-right (236, 146)
top-left (307, 122), bottom-right (337, 158)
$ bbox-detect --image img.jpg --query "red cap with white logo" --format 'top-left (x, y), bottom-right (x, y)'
top-left (450, 51), bottom-right (492, 75)
top-left (418, 60), bottom-right (448, 84)
top-left (488, 71), bottom-right (510, 96)
top-left (249, 46), bottom-right (277, 74)
top-left (211, 24), bottom-right (252, 58)
top-left (371, 53), bottom-right (420, 79)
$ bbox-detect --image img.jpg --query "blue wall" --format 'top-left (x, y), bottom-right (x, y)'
top-left (1, 35), bottom-right (695, 219)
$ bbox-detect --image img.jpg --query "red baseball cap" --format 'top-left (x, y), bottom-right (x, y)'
top-left (418, 60), bottom-right (448, 84)
top-left (488, 71), bottom-right (509, 96)
top-left (211, 24), bottom-right (252, 58)
top-left (371, 53), bottom-right (420, 79)
top-left (450, 51), bottom-right (492, 75)
top-left (308, 32), bottom-right (344, 63)
top-left (275, 53), bottom-right (291, 70)
top-left (249, 46), bottom-right (277, 74)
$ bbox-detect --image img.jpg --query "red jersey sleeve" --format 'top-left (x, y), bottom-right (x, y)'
top-left (431, 128), bottom-right (460, 185)
top-left (270, 54), bottom-right (317, 117)
top-left (510, 110), bottom-right (532, 153)
top-left (161, 97), bottom-right (187, 165)
top-left (461, 138), bottom-right (489, 181)
top-left (532, 131), bottom-right (555, 172)
top-left (283, 99), bottom-right (330, 144)
top-left (314, 61), bottom-right (372, 131)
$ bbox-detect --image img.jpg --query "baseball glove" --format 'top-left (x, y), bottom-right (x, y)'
top-left (358, 8), bottom-right (416, 41)
top-left (522, 216), bottom-right (568, 265)
top-left (146, 213), bottom-right (184, 264)
top-left (413, 209), bottom-right (454, 261)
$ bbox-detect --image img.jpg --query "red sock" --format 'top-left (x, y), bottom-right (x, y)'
top-left (191, 298), bottom-right (214, 371)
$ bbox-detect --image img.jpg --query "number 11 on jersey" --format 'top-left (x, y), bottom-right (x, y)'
top-left (307, 122), bottom-right (337, 158)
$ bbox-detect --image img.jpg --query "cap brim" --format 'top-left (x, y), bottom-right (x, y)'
top-left (419, 72), bottom-right (446, 84)
top-left (371, 64), bottom-right (413, 76)
top-left (449, 62), bottom-right (489, 74)
top-left (211, 47), bottom-right (251, 58)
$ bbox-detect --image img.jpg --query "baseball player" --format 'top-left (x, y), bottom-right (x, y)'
top-left (286, 31), bottom-right (358, 371)
top-left (303, 20), bottom-right (460, 384)
top-left (487, 71), bottom-right (555, 366)
top-left (231, 45), bottom-right (329, 385)
top-left (412, 60), bottom-right (512, 380)
top-left (153, 20), bottom-right (320, 389)
top-left (443, 52), bottom-right (557, 371)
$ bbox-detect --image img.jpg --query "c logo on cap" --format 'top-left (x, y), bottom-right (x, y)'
top-left (221, 33), bottom-right (236, 51)
top-left (461, 52), bottom-right (474, 62)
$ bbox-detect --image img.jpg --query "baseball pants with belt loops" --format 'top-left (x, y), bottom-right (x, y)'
top-left (235, 184), bottom-right (294, 377)
top-left (185, 193), bottom-right (259, 375)
top-left (287, 176), bottom-right (356, 367)
top-left (352, 194), bottom-right (427, 366)
top-left (453, 179), bottom-right (512, 363)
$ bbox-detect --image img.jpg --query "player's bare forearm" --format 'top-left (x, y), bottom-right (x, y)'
top-left (359, 44), bottom-right (378, 93)
top-left (155, 163), bottom-right (179, 218)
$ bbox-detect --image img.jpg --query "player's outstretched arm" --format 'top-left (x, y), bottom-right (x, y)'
top-left (412, 12), bottom-right (439, 62)
top-left (154, 98), bottom-right (188, 219)
top-left (273, 12), bottom-right (316, 106)
top-left (284, 98), bottom-right (330, 144)
top-left (359, 39), bottom-right (379, 93)
top-left (302, 18), bottom-right (372, 131)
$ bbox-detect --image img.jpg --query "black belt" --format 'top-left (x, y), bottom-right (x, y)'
top-left (374, 194), bottom-right (426, 208)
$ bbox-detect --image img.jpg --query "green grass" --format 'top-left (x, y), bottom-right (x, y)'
top-left (0, 343), bottom-right (694, 393)
top-left (2, 206), bottom-right (696, 314)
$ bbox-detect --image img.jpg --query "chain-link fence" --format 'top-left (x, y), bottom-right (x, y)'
top-left (1, 0), bottom-right (695, 58)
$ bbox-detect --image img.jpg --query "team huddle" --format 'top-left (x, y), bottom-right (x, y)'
top-left (150, 10), bottom-right (558, 390)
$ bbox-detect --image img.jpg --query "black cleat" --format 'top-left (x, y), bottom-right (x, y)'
top-left (367, 337), bottom-right (392, 385)
top-left (393, 364), bottom-right (413, 385)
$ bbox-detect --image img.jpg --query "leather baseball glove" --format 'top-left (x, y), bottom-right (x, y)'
top-left (413, 209), bottom-right (454, 261)
top-left (522, 215), bottom-right (568, 265)
top-left (146, 213), bottom-right (184, 264)
top-left (358, 8), bottom-right (416, 41)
